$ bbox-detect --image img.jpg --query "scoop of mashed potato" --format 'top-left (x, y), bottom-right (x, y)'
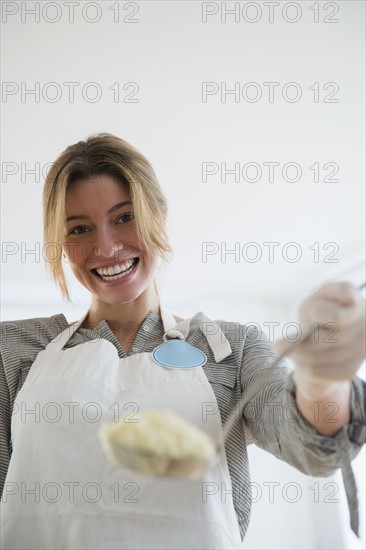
top-left (98, 409), bottom-right (217, 477)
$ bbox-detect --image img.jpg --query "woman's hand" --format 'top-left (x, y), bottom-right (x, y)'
top-left (274, 282), bottom-right (366, 400)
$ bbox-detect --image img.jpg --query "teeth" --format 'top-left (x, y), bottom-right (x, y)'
top-left (96, 260), bottom-right (134, 277)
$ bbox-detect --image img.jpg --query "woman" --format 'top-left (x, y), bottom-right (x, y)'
top-left (0, 133), bottom-right (365, 549)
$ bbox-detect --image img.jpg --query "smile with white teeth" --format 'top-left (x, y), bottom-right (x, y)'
top-left (93, 259), bottom-right (138, 281)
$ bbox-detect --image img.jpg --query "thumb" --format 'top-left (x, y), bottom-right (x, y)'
top-left (273, 337), bottom-right (295, 357)
top-left (299, 282), bottom-right (365, 329)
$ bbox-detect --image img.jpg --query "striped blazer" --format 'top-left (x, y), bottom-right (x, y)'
top-left (0, 310), bottom-right (365, 539)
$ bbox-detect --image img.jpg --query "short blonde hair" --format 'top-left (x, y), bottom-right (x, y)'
top-left (43, 133), bottom-right (173, 302)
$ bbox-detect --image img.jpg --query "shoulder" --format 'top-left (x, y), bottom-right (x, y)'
top-left (188, 312), bottom-right (254, 347)
top-left (0, 313), bottom-right (71, 402)
top-left (214, 317), bottom-right (259, 345)
top-left (214, 317), bottom-right (283, 370)
top-left (188, 313), bottom-right (250, 367)
top-left (0, 313), bottom-right (70, 353)
top-left (0, 314), bottom-right (74, 417)
top-left (190, 312), bottom-right (273, 349)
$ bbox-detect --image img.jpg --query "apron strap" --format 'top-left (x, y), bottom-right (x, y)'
top-left (45, 310), bottom-right (89, 354)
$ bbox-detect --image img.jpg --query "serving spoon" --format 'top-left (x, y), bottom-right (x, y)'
top-left (99, 281), bottom-right (366, 478)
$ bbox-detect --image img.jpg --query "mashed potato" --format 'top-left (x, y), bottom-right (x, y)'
top-left (98, 409), bottom-right (217, 477)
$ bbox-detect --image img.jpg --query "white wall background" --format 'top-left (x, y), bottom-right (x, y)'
top-left (1, 1), bottom-right (365, 548)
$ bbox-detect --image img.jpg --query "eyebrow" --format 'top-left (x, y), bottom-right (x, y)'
top-left (65, 201), bottom-right (132, 223)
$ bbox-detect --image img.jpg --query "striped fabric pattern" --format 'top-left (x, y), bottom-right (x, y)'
top-left (0, 310), bottom-right (365, 540)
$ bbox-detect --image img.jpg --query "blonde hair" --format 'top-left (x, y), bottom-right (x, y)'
top-left (43, 133), bottom-right (173, 302)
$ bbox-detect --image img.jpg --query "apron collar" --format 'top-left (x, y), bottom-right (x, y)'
top-left (49, 301), bottom-right (232, 363)
top-left (161, 304), bottom-right (232, 363)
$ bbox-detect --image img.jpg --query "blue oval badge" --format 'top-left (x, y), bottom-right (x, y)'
top-left (152, 339), bottom-right (207, 369)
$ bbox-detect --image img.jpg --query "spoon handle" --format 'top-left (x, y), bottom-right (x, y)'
top-left (220, 280), bottom-right (366, 445)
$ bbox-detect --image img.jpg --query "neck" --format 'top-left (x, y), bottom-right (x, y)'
top-left (82, 286), bottom-right (161, 334)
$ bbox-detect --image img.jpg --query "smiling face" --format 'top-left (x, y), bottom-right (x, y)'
top-left (63, 174), bottom-right (160, 308)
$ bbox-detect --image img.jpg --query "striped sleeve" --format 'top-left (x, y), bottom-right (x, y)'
top-left (239, 325), bottom-right (366, 535)
top-left (240, 326), bottom-right (365, 474)
top-left (0, 352), bottom-right (11, 500)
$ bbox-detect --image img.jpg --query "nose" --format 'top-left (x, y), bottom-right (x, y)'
top-left (85, 228), bottom-right (124, 263)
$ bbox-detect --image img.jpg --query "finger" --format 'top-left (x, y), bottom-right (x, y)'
top-left (315, 281), bottom-right (360, 306)
top-left (273, 337), bottom-right (298, 357)
top-left (274, 323), bottom-right (366, 367)
top-left (293, 337), bottom-right (366, 370)
top-left (300, 294), bottom-right (365, 328)
top-left (273, 318), bottom-right (363, 355)
top-left (274, 338), bottom-right (365, 373)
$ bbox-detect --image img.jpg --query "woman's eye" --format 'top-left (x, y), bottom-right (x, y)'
top-left (118, 212), bottom-right (134, 224)
top-left (69, 225), bottom-right (89, 235)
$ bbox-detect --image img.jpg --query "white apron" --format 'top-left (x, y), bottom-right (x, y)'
top-left (1, 304), bottom-right (243, 550)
